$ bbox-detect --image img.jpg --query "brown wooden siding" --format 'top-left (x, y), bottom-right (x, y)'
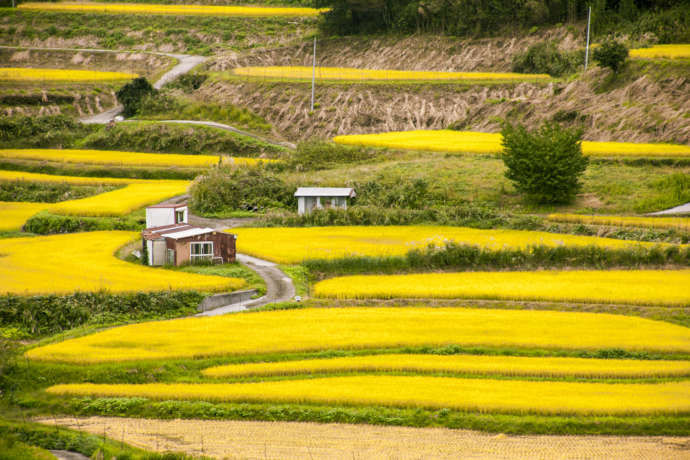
top-left (165, 232), bottom-right (236, 266)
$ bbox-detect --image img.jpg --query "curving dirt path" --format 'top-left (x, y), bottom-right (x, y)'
top-left (648, 202), bottom-right (690, 216)
top-left (40, 417), bottom-right (690, 460)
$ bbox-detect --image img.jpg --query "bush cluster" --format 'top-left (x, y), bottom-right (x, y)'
top-left (0, 115), bottom-right (94, 149)
top-left (23, 212), bottom-right (144, 234)
top-left (277, 140), bottom-right (378, 171)
top-left (0, 181), bottom-right (116, 203)
top-left (116, 76), bottom-right (156, 117)
top-left (0, 291), bottom-right (204, 337)
top-left (593, 39), bottom-right (629, 72)
top-left (512, 42), bottom-right (581, 77)
top-left (190, 166), bottom-right (294, 214)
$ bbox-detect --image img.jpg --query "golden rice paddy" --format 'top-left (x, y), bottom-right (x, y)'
top-left (0, 67), bottom-right (137, 82)
top-left (630, 44), bottom-right (690, 59)
top-left (229, 225), bottom-right (658, 264)
top-left (0, 201), bottom-right (49, 231)
top-left (45, 377), bottom-right (690, 415)
top-left (333, 130), bottom-right (690, 158)
top-left (202, 353), bottom-right (690, 379)
top-left (547, 213), bottom-right (690, 231)
top-left (232, 66), bottom-right (551, 82)
top-left (0, 169), bottom-right (190, 219)
top-left (25, 307), bottom-right (690, 363)
top-left (0, 231), bottom-right (243, 295)
top-left (313, 270), bottom-right (690, 306)
top-left (18, 2), bottom-right (327, 17)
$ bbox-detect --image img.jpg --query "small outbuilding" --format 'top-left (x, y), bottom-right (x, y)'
top-left (294, 187), bottom-right (356, 215)
top-left (142, 224), bottom-right (237, 266)
top-left (142, 203), bottom-right (236, 266)
top-left (145, 203), bottom-right (188, 228)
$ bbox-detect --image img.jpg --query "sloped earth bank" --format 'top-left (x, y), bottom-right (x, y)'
top-left (199, 67), bottom-right (689, 143)
top-left (40, 417), bottom-right (690, 460)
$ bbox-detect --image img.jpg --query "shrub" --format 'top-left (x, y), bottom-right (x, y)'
top-left (280, 140), bottom-right (378, 171)
top-left (164, 73), bottom-right (208, 92)
top-left (116, 77), bottom-right (156, 117)
top-left (501, 122), bottom-right (588, 204)
top-left (592, 40), bottom-right (629, 72)
top-left (0, 115), bottom-right (94, 149)
top-left (189, 166), bottom-right (294, 214)
top-left (23, 212), bottom-right (144, 234)
top-left (512, 42), bottom-right (580, 77)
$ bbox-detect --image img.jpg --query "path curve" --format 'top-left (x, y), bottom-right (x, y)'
top-left (50, 451), bottom-right (89, 460)
top-left (648, 202), bottom-right (690, 216)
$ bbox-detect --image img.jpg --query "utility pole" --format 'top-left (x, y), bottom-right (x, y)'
top-left (311, 36), bottom-right (316, 112)
top-left (584, 5), bottom-right (592, 71)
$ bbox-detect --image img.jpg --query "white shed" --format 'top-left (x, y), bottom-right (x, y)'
top-left (294, 187), bottom-right (356, 215)
top-left (145, 203), bottom-right (188, 228)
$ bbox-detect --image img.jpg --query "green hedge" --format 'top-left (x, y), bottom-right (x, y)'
top-left (0, 291), bottom-right (204, 337)
top-left (23, 212), bottom-right (144, 234)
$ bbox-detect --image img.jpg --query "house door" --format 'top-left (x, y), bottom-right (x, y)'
top-left (167, 249), bottom-right (175, 265)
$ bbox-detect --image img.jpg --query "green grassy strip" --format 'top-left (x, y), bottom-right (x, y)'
top-left (303, 242), bottom-right (690, 279)
top-left (23, 211), bottom-right (145, 235)
top-left (0, 417), bottom-right (206, 460)
top-left (0, 159), bottom-right (200, 180)
top-left (0, 180), bottom-right (122, 203)
top-left (21, 397), bottom-right (690, 436)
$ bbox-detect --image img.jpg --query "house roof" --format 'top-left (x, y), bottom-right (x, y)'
top-left (161, 227), bottom-right (215, 240)
top-left (147, 203), bottom-right (188, 209)
top-left (294, 187), bottom-right (356, 197)
top-left (142, 224), bottom-right (195, 240)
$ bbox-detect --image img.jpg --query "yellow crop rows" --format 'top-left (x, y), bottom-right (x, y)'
top-left (333, 130), bottom-right (690, 158)
top-left (313, 270), bottom-right (690, 306)
top-left (232, 66), bottom-right (551, 82)
top-left (229, 225), bottom-right (658, 264)
top-left (0, 67), bottom-right (136, 82)
top-left (18, 2), bottom-right (328, 17)
top-left (548, 213), bottom-right (690, 231)
top-left (25, 307), bottom-right (690, 363)
top-left (0, 231), bottom-right (243, 295)
top-left (45, 377), bottom-right (690, 415)
top-left (202, 353), bottom-right (690, 379)
top-left (0, 170), bottom-right (190, 225)
top-left (630, 44), bottom-right (690, 59)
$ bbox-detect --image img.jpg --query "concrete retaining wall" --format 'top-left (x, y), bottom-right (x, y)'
top-left (198, 289), bottom-right (258, 312)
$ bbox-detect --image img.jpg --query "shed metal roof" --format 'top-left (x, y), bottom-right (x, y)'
top-left (294, 187), bottom-right (355, 197)
top-left (161, 227), bottom-right (215, 240)
top-left (147, 203), bottom-right (188, 209)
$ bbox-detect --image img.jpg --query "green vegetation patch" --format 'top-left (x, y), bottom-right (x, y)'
top-left (0, 180), bottom-right (121, 203)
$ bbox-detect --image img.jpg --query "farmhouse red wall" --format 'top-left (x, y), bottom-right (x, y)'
top-left (165, 232), bottom-right (236, 266)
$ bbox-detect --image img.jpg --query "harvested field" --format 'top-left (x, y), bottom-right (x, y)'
top-left (38, 417), bottom-right (690, 460)
top-left (25, 307), bottom-right (690, 363)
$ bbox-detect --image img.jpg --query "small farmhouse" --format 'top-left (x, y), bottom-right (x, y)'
top-left (294, 187), bottom-right (356, 215)
top-left (142, 204), bottom-right (236, 266)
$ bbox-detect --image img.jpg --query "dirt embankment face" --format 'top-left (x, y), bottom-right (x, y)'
top-left (211, 28), bottom-right (583, 73)
top-left (199, 69), bottom-right (690, 144)
top-left (204, 30), bottom-right (689, 144)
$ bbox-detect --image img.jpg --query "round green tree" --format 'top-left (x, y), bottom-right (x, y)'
top-left (501, 122), bottom-right (588, 204)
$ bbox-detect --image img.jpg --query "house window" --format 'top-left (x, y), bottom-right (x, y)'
top-left (190, 242), bottom-right (213, 262)
top-left (175, 210), bottom-right (185, 223)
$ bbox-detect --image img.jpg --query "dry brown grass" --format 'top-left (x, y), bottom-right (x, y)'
top-left (39, 416), bottom-right (690, 460)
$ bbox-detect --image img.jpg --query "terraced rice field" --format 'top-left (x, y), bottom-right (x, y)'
top-left (313, 270), bottom-right (690, 306)
top-left (333, 130), bottom-right (690, 158)
top-left (18, 2), bottom-right (327, 17)
top-left (0, 67), bottom-right (137, 82)
top-left (548, 213), bottom-right (690, 231)
top-left (229, 226), bottom-right (658, 264)
top-left (0, 231), bottom-right (242, 295)
top-left (1, 149), bottom-right (223, 168)
top-left (25, 307), bottom-right (690, 363)
top-left (630, 44), bottom-right (690, 59)
top-left (232, 66), bottom-right (551, 82)
top-left (0, 170), bottom-right (189, 225)
top-left (202, 353), bottom-right (690, 379)
top-left (45, 377), bottom-right (690, 415)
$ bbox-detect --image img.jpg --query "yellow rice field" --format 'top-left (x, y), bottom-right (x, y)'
top-left (229, 226), bottom-right (658, 264)
top-left (313, 270), bottom-right (690, 306)
top-left (630, 44), bottom-right (690, 59)
top-left (25, 307), bottom-right (690, 363)
top-left (0, 201), bottom-right (49, 231)
top-left (548, 213), bottom-right (690, 231)
top-left (0, 231), bottom-right (243, 295)
top-left (0, 170), bottom-right (190, 219)
top-left (0, 67), bottom-right (136, 82)
top-left (18, 2), bottom-right (327, 17)
top-left (232, 66), bottom-right (551, 82)
top-left (333, 130), bottom-right (690, 158)
top-left (202, 353), bottom-right (690, 379)
top-left (45, 377), bottom-right (690, 415)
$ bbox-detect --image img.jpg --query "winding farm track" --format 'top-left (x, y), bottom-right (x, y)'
top-left (649, 202), bottom-right (690, 216)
